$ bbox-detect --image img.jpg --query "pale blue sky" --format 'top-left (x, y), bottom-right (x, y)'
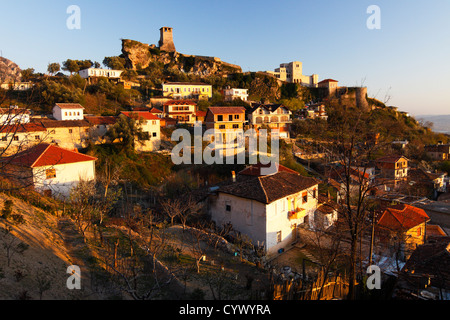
top-left (1, 0), bottom-right (449, 115)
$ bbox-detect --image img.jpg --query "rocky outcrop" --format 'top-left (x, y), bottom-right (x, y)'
top-left (0, 57), bottom-right (22, 83)
top-left (121, 39), bottom-right (242, 76)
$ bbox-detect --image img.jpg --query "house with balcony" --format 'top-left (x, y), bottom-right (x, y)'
top-left (162, 99), bottom-right (198, 124)
top-left (375, 155), bottom-right (409, 184)
top-left (204, 106), bottom-right (246, 157)
top-left (223, 88), bottom-right (249, 102)
top-left (247, 103), bottom-right (292, 139)
top-left (162, 82), bottom-right (212, 100)
top-left (208, 163), bottom-right (320, 255)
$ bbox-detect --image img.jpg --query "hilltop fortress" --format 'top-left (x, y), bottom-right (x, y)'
top-left (121, 27), bottom-right (242, 75)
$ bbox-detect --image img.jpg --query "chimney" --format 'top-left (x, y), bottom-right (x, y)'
top-left (232, 171), bottom-right (236, 182)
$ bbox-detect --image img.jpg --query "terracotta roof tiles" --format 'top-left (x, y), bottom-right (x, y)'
top-left (217, 164), bottom-right (320, 204)
top-left (120, 111), bottom-right (160, 121)
top-left (377, 203), bottom-right (430, 232)
top-left (1, 143), bottom-right (97, 168)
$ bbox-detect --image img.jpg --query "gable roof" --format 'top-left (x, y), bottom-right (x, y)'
top-left (408, 168), bottom-right (446, 182)
top-left (84, 116), bottom-right (118, 126)
top-left (217, 165), bottom-right (320, 204)
top-left (149, 107), bottom-right (163, 113)
top-left (377, 203), bottom-right (430, 232)
top-left (376, 155), bottom-right (408, 163)
top-left (398, 237), bottom-right (450, 292)
top-left (120, 111), bottom-right (160, 121)
top-left (195, 110), bottom-right (207, 117)
top-left (0, 123), bottom-right (46, 134)
top-left (207, 106), bottom-right (246, 115)
top-left (318, 79), bottom-right (338, 84)
top-left (238, 163), bottom-right (298, 176)
top-left (54, 103), bottom-right (85, 110)
top-left (163, 99), bottom-right (197, 106)
top-left (248, 103), bottom-right (289, 114)
top-left (1, 143), bottom-right (97, 168)
top-left (163, 82), bottom-right (210, 86)
top-left (0, 108), bottom-right (30, 115)
top-left (40, 119), bottom-right (91, 128)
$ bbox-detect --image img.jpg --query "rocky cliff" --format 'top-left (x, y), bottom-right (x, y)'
top-left (0, 57), bottom-right (22, 83)
top-left (121, 39), bottom-right (242, 76)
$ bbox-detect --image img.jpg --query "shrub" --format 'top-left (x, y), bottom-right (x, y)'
top-left (1, 200), bottom-right (13, 219)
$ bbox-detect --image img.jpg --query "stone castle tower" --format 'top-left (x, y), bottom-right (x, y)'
top-left (158, 27), bottom-right (176, 52)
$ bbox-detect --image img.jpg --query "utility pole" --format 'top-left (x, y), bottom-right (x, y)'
top-left (369, 211), bottom-right (376, 266)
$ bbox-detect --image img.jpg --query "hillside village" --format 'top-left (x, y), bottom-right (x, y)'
top-left (0, 26), bottom-right (449, 301)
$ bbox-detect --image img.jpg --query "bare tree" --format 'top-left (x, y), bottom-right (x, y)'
top-left (1, 226), bottom-right (29, 267)
top-left (100, 211), bottom-right (177, 300)
top-left (160, 197), bottom-right (183, 226)
top-left (320, 104), bottom-right (393, 299)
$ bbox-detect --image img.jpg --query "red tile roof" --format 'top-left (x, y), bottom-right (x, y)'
top-left (377, 203), bottom-right (430, 232)
top-left (0, 123), bottom-right (46, 134)
top-left (318, 79), bottom-right (338, 84)
top-left (2, 143), bottom-right (97, 168)
top-left (150, 107), bottom-right (163, 113)
top-left (163, 82), bottom-right (210, 86)
top-left (207, 106), bottom-right (246, 114)
top-left (195, 111), bottom-right (207, 117)
top-left (120, 111), bottom-right (160, 121)
top-left (163, 99), bottom-right (197, 106)
top-left (54, 103), bottom-right (85, 110)
top-left (239, 163), bottom-right (299, 176)
top-left (376, 155), bottom-right (408, 163)
top-left (85, 116), bottom-right (118, 125)
top-left (216, 163), bottom-right (320, 204)
top-left (0, 108), bottom-right (30, 115)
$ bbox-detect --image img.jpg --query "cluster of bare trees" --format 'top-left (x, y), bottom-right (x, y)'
top-left (306, 104), bottom-right (400, 299)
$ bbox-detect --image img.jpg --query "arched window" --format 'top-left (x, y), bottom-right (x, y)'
top-left (255, 117), bottom-right (262, 124)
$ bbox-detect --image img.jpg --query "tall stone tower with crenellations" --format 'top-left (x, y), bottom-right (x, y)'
top-left (158, 26), bottom-right (176, 52)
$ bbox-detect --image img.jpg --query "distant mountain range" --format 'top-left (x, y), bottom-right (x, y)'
top-left (416, 114), bottom-right (450, 134)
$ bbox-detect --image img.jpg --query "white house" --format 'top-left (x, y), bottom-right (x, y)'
top-left (247, 103), bottom-right (292, 139)
top-left (208, 163), bottom-right (320, 255)
top-left (120, 111), bottom-right (161, 152)
top-left (223, 88), bottom-right (249, 102)
top-left (1, 143), bottom-right (97, 198)
top-left (52, 103), bottom-right (84, 121)
top-left (78, 68), bottom-right (123, 79)
top-left (0, 106), bottom-right (30, 125)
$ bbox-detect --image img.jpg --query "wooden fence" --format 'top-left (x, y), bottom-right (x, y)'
top-left (270, 271), bottom-right (357, 300)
